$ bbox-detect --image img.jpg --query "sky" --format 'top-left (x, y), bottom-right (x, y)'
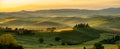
top-left (0, 0), bottom-right (120, 12)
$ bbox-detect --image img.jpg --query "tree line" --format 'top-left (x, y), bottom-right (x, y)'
top-left (0, 27), bottom-right (34, 35)
top-left (100, 35), bottom-right (120, 44)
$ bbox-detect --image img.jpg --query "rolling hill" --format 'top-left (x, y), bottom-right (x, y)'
top-left (0, 8), bottom-right (120, 18)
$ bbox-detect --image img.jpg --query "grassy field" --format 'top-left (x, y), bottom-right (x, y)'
top-left (12, 31), bottom-right (117, 49)
top-left (24, 45), bottom-right (118, 49)
top-left (0, 16), bottom-right (120, 49)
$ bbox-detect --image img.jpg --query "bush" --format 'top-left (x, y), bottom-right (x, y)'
top-left (55, 37), bottom-right (61, 42)
top-left (61, 42), bottom-right (66, 45)
top-left (61, 41), bottom-right (79, 45)
top-left (84, 47), bottom-right (86, 49)
top-left (0, 34), bottom-right (17, 45)
top-left (100, 35), bottom-right (120, 44)
top-left (14, 45), bottom-right (24, 49)
top-left (0, 34), bottom-right (23, 49)
top-left (93, 43), bottom-right (104, 49)
top-left (39, 38), bottom-right (44, 43)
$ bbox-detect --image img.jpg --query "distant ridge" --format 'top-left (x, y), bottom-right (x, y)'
top-left (0, 7), bottom-right (120, 17)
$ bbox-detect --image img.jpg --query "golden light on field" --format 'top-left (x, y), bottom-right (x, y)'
top-left (0, 0), bottom-right (120, 12)
top-left (0, 18), bottom-right (17, 24)
top-left (89, 20), bottom-right (107, 27)
top-left (55, 27), bottom-right (73, 32)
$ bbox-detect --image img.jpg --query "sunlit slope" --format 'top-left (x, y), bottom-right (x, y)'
top-left (89, 20), bottom-right (108, 27)
top-left (0, 18), bottom-right (17, 24)
top-left (55, 27), bottom-right (73, 32)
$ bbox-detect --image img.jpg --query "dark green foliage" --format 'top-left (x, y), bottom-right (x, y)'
top-left (0, 27), bottom-right (13, 32)
top-left (61, 41), bottom-right (79, 45)
top-left (39, 38), bottom-right (44, 43)
top-left (93, 43), bottom-right (104, 49)
top-left (55, 37), bottom-right (61, 42)
top-left (0, 43), bottom-right (23, 49)
top-left (49, 44), bottom-right (54, 46)
top-left (65, 41), bottom-right (79, 45)
top-left (5, 27), bottom-right (13, 32)
top-left (73, 23), bottom-right (90, 30)
top-left (84, 47), bottom-right (86, 49)
top-left (14, 28), bottom-right (34, 35)
top-left (0, 27), bottom-right (34, 35)
top-left (14, 45), bottom-right (23, 49)
top-left (46, 27), bottom-right (56, 32)
top-left (100, 35), bottom-right (120, 44)
top-left (61, 42), bottom-right (66, 45)
top-left (59, 25), bottom-right (101, 45)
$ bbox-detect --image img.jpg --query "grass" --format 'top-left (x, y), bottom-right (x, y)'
top-left (0, 16), bottom-right (119, 49)
top-left (12, 31), bottom-right (117, 49)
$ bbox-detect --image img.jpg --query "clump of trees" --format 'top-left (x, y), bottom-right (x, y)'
top-left (14, 28), bottom-right (34, 35)
top-left (5, 27), bottom-right (13, 32)
top-left (38, 38), bottom-right (44, 43)
top-left (0, 34), bottom-right (23, 49)
top-left (46, 27), bottom-right (56, 32)
top-left (55, 37), bottom-right (61, 42)
top-left (0, 27), bottom-right (34, 35)
top-left (73, 23), bottom-right (90, 30)
top-left (93, 43), bottom-right (104, 49)
top-left (0, 27), bottom-right (13, 32)
top-left (100, 35), bottom-right (120, 44)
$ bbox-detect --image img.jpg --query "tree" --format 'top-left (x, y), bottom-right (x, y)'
top-left (46, 27), bottom-right (56, 32)
top-left (39, 38), bottom-right (44, 43)
top-left (93, 43), bottom-right (104, 49)
top-left (0, 34), bottom-right (17, 45)
top-left (0, 34), bottom-right (23, 49)
top-left (61, 42), bottom-right (66, 45)
top-left (55, 37), bottom-right (61, 42)
top-left (84, 46), bottom-right (86, 49)
top-left (5, 27), bottom-right (12, 32)
top-left (100, 35), bottom-right (120, 44)
top-left (51, 27), bottom-right (56, 32)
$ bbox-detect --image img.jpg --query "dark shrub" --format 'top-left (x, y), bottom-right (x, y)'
top-left (61, 42), bottom-right (66, 45)
top-left (14, 45), bottom-right (24, 49)
top-left (55, 37), bottom-right (61, 42)
top-left (93, 43), bottom-right (104, 49)
top-left (39, 38), bottom-right (44, 43)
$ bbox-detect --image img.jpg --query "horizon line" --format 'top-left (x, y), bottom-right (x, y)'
top-left (0, 7), bottom-right (120, 13)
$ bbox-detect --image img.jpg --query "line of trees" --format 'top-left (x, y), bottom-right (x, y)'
top-left (14, 28), bottom-right (34, 35)
top-left (100, 35), bottom-right (120, 44)
top-left (46, 27), bottom-right (56, 32)
top-left (0, 27), bottom-right (34, 35)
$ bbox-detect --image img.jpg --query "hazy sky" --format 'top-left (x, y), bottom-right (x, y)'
top-left (0, 0), bottom-right (120, 12)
